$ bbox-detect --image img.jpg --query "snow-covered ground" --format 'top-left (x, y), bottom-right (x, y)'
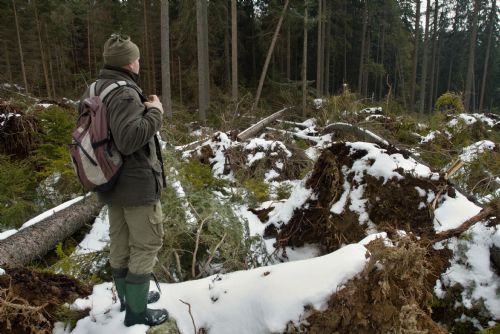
top-left (1, 112), bottom-right (498, 333)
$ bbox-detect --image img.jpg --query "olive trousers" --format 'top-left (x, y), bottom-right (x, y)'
top-left (108, 201), bottom-right (164, 275)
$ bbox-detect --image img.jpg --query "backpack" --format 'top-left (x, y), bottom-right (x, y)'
top-left (69, 80), bottom-right (128, 192)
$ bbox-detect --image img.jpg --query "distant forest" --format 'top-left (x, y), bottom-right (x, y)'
top-left (0, 0), bottom-right (498, 116)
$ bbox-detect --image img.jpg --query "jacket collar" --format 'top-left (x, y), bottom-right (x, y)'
top-left (99, 65), bottom-right (140, 85)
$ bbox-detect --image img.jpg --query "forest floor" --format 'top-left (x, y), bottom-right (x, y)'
top-left (0, 89), bottom-right (499, 333)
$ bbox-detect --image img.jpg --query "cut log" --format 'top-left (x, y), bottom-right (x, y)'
top-left (237, 107), bottom-right (289, 141)
top-left (0, 195), bottom-right (102, 267)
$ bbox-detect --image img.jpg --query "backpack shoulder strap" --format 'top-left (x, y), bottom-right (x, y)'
top-left (89, 81), bottom-right (98, 98)
top-left (99, 80), bottom-right (128, 101)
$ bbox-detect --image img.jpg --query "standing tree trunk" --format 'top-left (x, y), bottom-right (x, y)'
top-left (479, 0), bottom-right (496, 112)
top-left (343, 0), bottom-right (348, 83)
top-left (410, 0), bottom-right (421, 110)
top-left (13, 0), bottom-right (28, 93)
top-left (358, 0), bottom-right (368, 95)
top-left (33, 1), bottom-right (51, 98)
top-left (252, 0), bottom-right (290, 112)
top-left (302, 2), bottom-right (308, 117)
top-left (197, 0), bottom-right (210, 122)
top-left (378, 17), bottom-right (386, 101)
top-left (324, 1), bottom-right (331, 96)
top-left (419, 0), bottom-right (431, 114)
top-left (231, 0), bottom-right (238, 101)
top-left (224, 1), bottom-right (230, 90)
top-left (316, 0), bottom-right (323, 96)
top-left (161, 0), bottom-right (172, 118)
top-left (178, 56), bottom-right (183, 105)
top-left (464, 0), bottom-right (480, 112)
top-left (143, 0), bottom-right (151, 93)
top-left (44, 23), bottom-right (56, 99)
top-left (3, 40), bottom-right (12, 82)
top-left (286, 23), bottom-right (291, 80)
top-left (87, 1), bottom-right (92, 78)
top-left (428, 0), bottom-right (439, 112)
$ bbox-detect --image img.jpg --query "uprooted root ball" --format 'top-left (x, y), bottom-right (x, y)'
top-left (302, 237), bottom-right (450, 334)
top-left (274, 142), bottom-right (449, 254)
top-left (0, 267), bottom-right (91, 334)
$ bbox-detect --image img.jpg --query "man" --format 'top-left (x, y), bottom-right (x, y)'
top-left (81, 34), bottom-right (168, 327)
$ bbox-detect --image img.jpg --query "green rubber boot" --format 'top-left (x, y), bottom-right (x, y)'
top-left (112, 268), bottom-right (161, 312)
top-left (111, 267), bottom-right (128, 311)
top-left (124, 273), bottom-right (168, 327)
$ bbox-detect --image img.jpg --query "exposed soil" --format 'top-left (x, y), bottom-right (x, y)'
top-left (272, 142), bottom-right (450, 253)
top-left (301, 238), bottom-right (451, 334)
top-left (0, 267), bottom-right (91, 334)
top-left (0, 100), bottom-right (38, 158)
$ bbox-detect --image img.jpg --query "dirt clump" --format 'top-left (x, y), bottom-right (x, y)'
top-left (273, 142), bottom-right (449, 253)
top-left (302, 237), bottom-right (450, 334)
top-left (0, 267), bottom-right (91, 334)
top-left (0, 100), bottom-right (39, 158)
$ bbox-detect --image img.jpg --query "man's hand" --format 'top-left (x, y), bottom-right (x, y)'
top-left (144, 95), bottom-right (164, 114)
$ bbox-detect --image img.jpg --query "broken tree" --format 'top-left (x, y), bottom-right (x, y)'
top-left (0, 195), bottom-right (102, 267)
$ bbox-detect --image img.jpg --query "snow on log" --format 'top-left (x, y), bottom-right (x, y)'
top-left (0, 195), bottom-right (103, 267)
top-left (323, 122), bottom-right (390, 146)
top-left (237, 107), bottom-right (289, 141)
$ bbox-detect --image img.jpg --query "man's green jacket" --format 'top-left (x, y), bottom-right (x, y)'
top-left (79, 66), bottom-right (165, 206)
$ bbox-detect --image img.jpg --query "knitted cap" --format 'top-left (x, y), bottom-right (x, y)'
top-left (103, 34), bottom-right (140, 67)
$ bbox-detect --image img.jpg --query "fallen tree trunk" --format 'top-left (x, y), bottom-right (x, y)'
top-left (237, 107), bottom-right (289, 141)
top-left (0, 195), bottom-right (102, 267)
top-left (323, 122), bottom-right (390, 146)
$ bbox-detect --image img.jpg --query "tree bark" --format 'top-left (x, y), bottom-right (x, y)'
top-left (12, 0), bottom-right (28, 94)
top-left (286, 23), bottom-right (291, 80)
top-left (143, 0), bottom-right (151, 93)
top-left (302, 2), bottom-right (308, 117)
top-left (252, 0), bottom-right (290, 112)
top-left (238, 108), bottom-right (288, 141)
top-left (33, 0), bottom-right (51, 99)
top-left (419, 0), bottom-right (431, 114)
top-left (479, 0), bottom-right (496, 112)
top-left (410, 0), bottom-right (421, 110)
top-left (464, 0), bottom-right (480, 112)
top-left (0, 196), bottom-right (102, 267)
top-left (433, 206), bottom-right (496, 243)
top-left (87, 1), bottom-right (92, 78)
top-left (378, 18), bottom-right (386, 101)
top-left (43, 23), bottom-right (56, 99)
top-left (316, 0), bottom-right (323, 96)
top-left (197, 0), bottom-right (210, 122)
top-left (3, 40), bottom-right (12, 82)
top-left (358, 1), bottom-right (368, 95)
top-left (178, 56), bottom-right (183, 105)
top-left (428, 0), bottom-right (439, 113)
top-left (324, 1), bottom-right (331, 96)
top-left (231, 0), bottom-right (238, 101)
top-left (161, 0), bottom-right (172, 118)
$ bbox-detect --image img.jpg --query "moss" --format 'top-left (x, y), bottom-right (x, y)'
top-left (243, 178), bottom-right (270, 204)
top-left (0, 154), bottom-right (37, 228)
top-left (435, 92), bottom-right (465, 114)
top-left (478, 324), bottom-right (500, 334)
top-left (274, 183), bottom-right (293, 200)
top-left (54, 305), bottom-right (89, 331)
top-left (179, 159), bottom-right (228, 192)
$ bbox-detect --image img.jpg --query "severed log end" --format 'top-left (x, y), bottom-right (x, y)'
top-left (0, 195), bottom-right (103, 267)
